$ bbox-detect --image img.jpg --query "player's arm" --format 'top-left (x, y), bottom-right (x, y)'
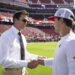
top-left (38, 58), bottom-right (54, 66)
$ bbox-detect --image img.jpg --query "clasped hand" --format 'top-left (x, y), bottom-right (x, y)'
top-left (27, 56), bottom-right (46, 69)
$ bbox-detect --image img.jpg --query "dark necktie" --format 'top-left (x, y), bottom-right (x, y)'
top-left (18, 32), bottom-right (25, 60)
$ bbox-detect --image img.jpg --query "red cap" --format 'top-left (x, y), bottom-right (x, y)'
top-left (48, 16), bottom-right (56, 21)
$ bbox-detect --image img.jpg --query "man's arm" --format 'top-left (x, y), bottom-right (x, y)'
top-left (27, 57), bottom-right (54, 69)
top-left (0, 36), bottom-right (28, 68)
top-left (38, 58), bottom-right (54, 66)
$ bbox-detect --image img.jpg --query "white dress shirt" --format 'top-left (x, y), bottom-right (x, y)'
top-left (0, 26), bottom-right (38, 68)
top-left (44, 31), bottom-right (75, 75)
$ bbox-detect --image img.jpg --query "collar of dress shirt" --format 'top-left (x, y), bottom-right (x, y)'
top-left (11, 26), bottom-right (19, 35)
top-left (69, 30), bottom-right (74, 35)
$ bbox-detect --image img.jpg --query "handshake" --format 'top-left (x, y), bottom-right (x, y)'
top-left (27, 56), bottom-right (46, 69)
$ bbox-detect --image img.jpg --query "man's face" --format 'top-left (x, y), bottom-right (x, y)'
top-left (54, 18), bottom-right (62, 33)
top-left (15, 14), bottom-right (28, 30)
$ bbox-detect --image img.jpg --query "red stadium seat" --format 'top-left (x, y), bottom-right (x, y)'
top-left (45, 5), bottom-right (57, 8)
top-left (38, 26), bottom-right (58, 35)
top-left (0, 11), bottom-right (13, 17)
top-left (14, 0), bottom-right (27, 3)
top-left (40, 0), bottom-right (51, 4)
top-left (22, 27), bottom-right (45, 35)
top-left (52, 0), bottom-right (64, 4)
top-left (65, 0), bottom-right (73, 3)
top-left (29, 4), bottom-right (43, 8)
top-left (0, 0), bottom-right (12, 4)
top-left (29, 14), bottom-right (44, 20)
top-left (29, 0), bottom-right (38, 3)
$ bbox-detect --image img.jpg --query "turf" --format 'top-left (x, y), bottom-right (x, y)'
top-left (27, 42), bottom-right (57, 75)
top-left (0, 42), bottom-right (57, 75)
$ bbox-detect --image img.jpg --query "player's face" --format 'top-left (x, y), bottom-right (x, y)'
top-left (54, 18), bottom-right (62, 33)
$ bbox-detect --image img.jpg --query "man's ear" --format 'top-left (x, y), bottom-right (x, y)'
top-left (13, 18), bottom-right (18, 24)
top-left (14, 18), bottom-right (18, 23)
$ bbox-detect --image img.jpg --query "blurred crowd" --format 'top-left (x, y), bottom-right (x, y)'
top-left (25, 33), bottom-right (60, 42)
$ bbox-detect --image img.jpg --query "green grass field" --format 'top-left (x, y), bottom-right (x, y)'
top-left (0, 42), bottom-right (57, 75)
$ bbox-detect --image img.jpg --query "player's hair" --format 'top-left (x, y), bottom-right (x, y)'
top-left (13, 10), bottom-right (29, 23)
top-left (56, 17), bottom-right (73, 28)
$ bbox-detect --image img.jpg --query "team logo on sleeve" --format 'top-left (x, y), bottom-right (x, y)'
top-left (73, 57), bottom-right (75, 59)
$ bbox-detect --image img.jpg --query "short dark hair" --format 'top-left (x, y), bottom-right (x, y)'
top-left (56, 17), bottom-right (73, 28)
top-left (63, 18), bottom-right (72, 28)
top-left (13, 10), bottom-right (29, 23)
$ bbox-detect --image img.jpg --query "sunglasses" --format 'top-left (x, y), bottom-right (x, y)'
top-left (22, 19), bottom-right (29, 23)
